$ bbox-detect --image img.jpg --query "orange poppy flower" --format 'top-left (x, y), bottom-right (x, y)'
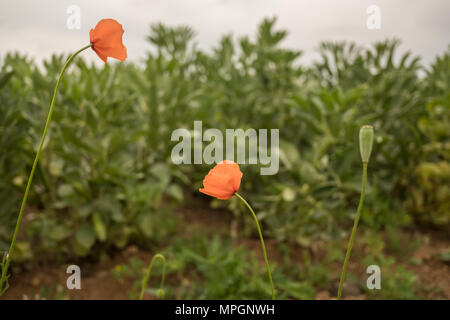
top-left (89, 19), bottom-right (127, 63)
top-left (199, 160), bottom-right (243, 200)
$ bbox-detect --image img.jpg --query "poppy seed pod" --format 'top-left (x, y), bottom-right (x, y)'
top-left (359, 125), bottom-right (374, 163)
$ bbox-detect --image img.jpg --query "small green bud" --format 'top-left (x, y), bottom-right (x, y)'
top-left (359, 125), bottom-right (374, 163)
top-left (156, 288), bottom-right (165, 299)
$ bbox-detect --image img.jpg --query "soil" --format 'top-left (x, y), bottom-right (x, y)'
top-left (1, 206), bottom-right (449, 300)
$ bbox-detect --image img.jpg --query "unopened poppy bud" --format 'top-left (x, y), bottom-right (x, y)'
top-left (359, 125), bottom-right (374, 163)
top-left (157, 288), bottom-right (165, 299)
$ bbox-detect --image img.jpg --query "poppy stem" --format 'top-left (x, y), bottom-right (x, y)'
top-left (0, 44), bottom-right (93, 296)
top-left (235, 192), bottom-right (275, 300)
top-left (139, 253), bottom-right (166, 300)
top-left (337, 162), bottom-right (368, 300)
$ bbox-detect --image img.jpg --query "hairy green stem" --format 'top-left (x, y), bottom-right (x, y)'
top-left (235, 192), bottom-right (274, 300)
top-left (337, 162), bottom-right (368, 300)
top-left (0, 44), bottom-right (92, 295)
top-left (139, 253), bottom-right (166, 300)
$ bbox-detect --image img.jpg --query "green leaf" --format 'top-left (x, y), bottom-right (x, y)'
top-left (75, 224), bottom-right (96, 250)
top-left (49, 225), bottom-right (72, 241)
top-left (279, 140), bottom-right (300, 169)
top-left (0, 71), bottom-right (14, 89)
top-left (49, 158), bottom-right (64, 176)
top-left (11, 241), bottom-right (32, 262)
top-left (57, 184), bottom-right (74, 198)
top-left (151, 163), bottom-right (171, 187)
top-left (137, 213), bottom-right (153, 238)
top-left (92, 212), bottom-right (107, 242)
top-left (166, 184), bottom-right (183, 201)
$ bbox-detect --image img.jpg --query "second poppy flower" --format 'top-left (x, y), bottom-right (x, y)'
top-left (199, 160), bottom-right (242, 200)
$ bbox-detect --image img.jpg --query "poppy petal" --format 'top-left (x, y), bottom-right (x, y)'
top-left (199, 160), bottom-right (243, 200)
top-left (90, 19), bottom-right (127, 63)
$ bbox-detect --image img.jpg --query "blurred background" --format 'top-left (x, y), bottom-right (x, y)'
top-left (0, 1), bottom-right (449, 299)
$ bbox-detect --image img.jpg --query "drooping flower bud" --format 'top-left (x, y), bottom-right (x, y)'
top-left (157, 288), bottom-right (165, 299)
top-left (359, 125), bottom-right (374, 163)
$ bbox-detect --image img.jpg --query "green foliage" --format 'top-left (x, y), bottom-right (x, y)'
top-left (0, 53), bottom-right (183, 258)
top-left (0, 64), bottom-right (33, 250)
top-left (113, 235), bottom-right (317, 300)
top-left (407, 48), bottom-right (450, 226)
top-left (363, 254), bottom-right (419, 300)
top-left (0, 18), bottom-right (448, 261)
top-left (25, 284), bottom-right (67, 300)
top-left (112, 257), bottom-right (146, 299)
top-left (168, 235), bottom-right (275, 299)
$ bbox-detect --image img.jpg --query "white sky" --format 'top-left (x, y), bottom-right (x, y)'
top-left (0, 0), bottom-right (449, 66)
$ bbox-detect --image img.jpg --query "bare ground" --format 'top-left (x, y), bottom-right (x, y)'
top-left (2, 207), bottom-right (449, 300)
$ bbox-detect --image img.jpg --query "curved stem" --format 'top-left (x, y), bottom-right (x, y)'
top-left (235, 192), bottom-right (274, 300)
top-left (0, 44), bottom-right (92, 295)
top-left (337, 162), bottom-right (368, 300)
top-left (139, 253), bottom-right (166, 300)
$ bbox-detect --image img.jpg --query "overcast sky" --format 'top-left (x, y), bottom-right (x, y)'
top-left (1, 0), bottom-right (449, 67)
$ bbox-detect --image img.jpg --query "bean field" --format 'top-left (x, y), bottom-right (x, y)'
top-left (0, 18), bottom-right (449, 300)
